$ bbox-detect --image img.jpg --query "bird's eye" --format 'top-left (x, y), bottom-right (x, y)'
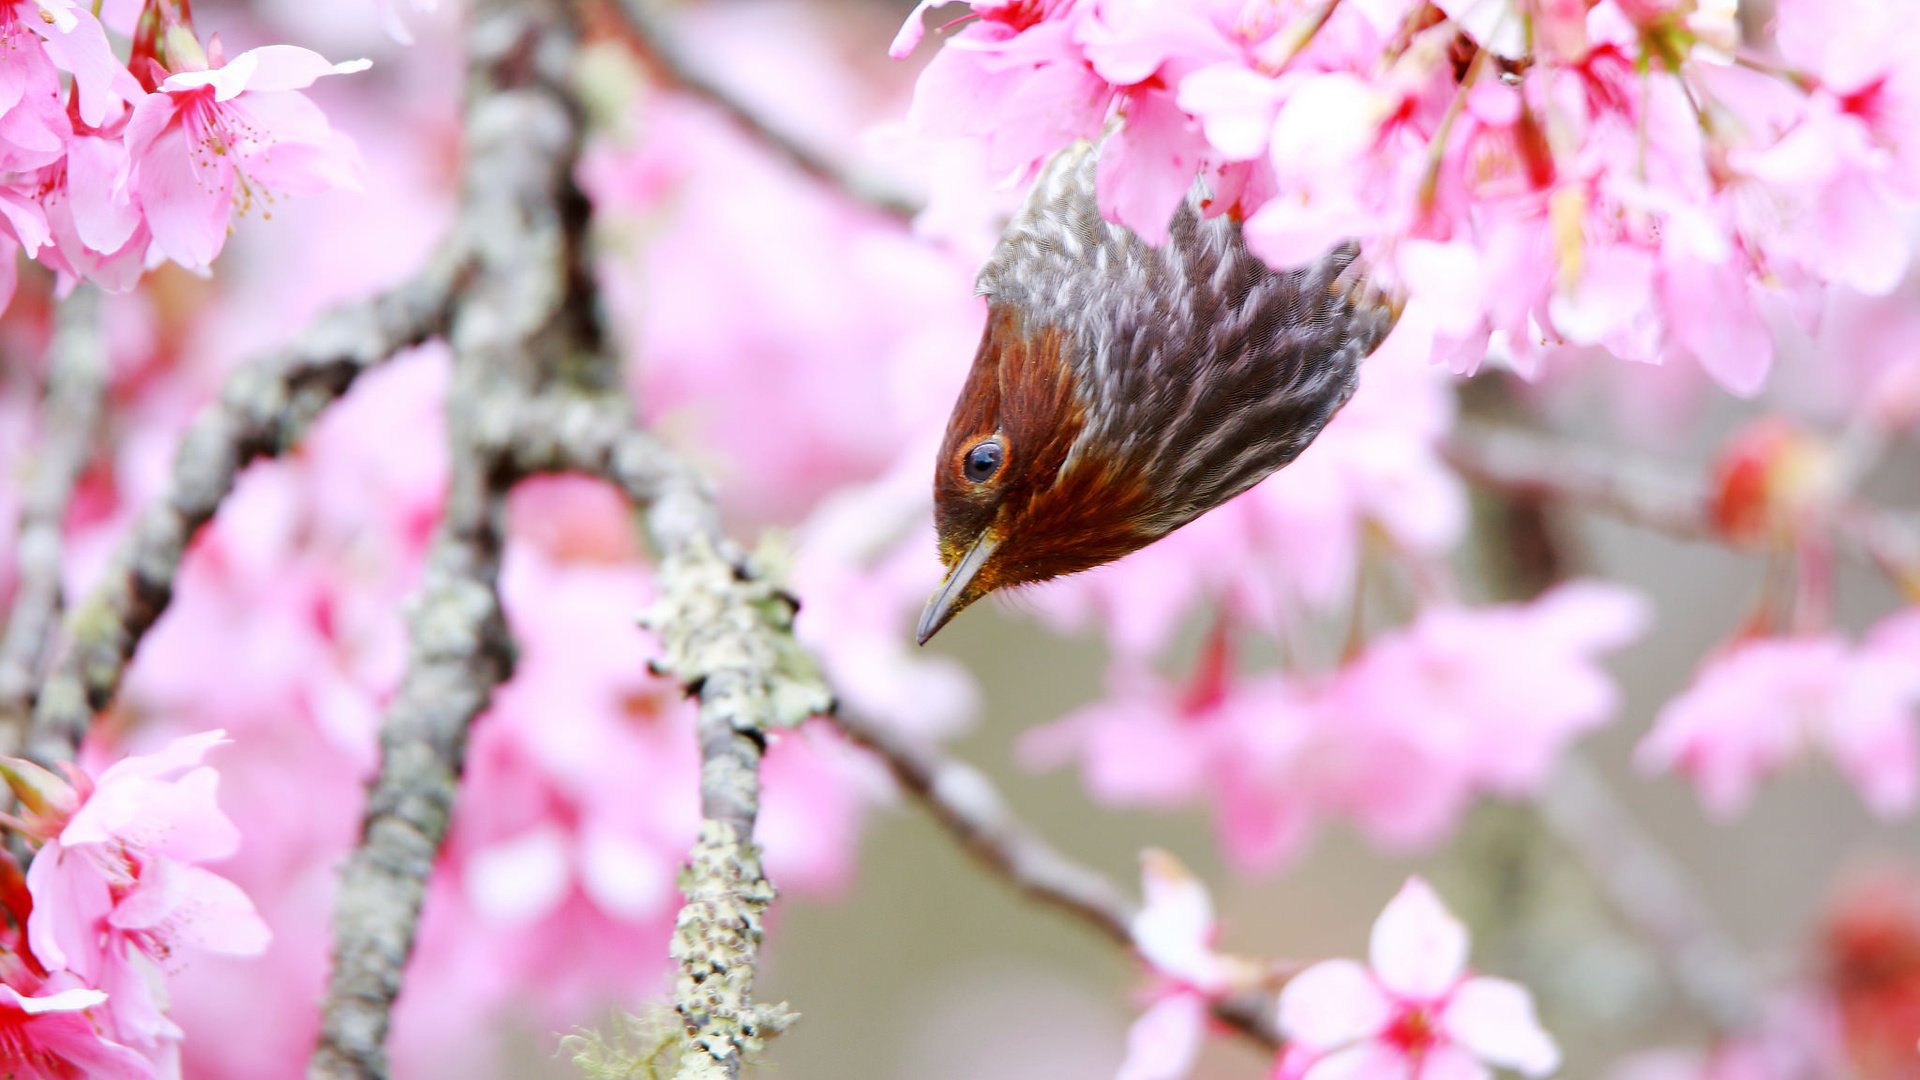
top-left (963, 440), bottom-right (1004, 483)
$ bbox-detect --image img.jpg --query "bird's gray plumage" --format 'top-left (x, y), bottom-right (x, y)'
top-left (976, 142), bottom-right (1397, 536)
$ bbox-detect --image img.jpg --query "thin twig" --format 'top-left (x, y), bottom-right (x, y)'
top-left (828, 707), bottom-right (1285, 1053)
top-left (0, 288), bottom-right (107, 750)
top-left (1445, 425), bottom-right (1714, 540)
top-left (1445, 425), bottom-right (1920, 587)
top-left (605, 0), bottom-right (922, 223)
top-left (24, 257), bottom-right (466, 766)
top-left (1535, 756), bottom-right (1761, 1032)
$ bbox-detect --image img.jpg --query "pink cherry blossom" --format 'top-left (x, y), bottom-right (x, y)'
top-left (1114, 850), bottom-right (1254, 1080)
top-left (13, 730), bottom-right (270, 1062)
top-left (124, 43), bottom-right (370, 270)
top-left (895, 0), bottom-right (1920, 394)
top-left (7, 1), bottom-right (140, 128)
top-left (0, 985), bottom-right (154, 1080)
top-left (1639, 612), bottom-right (1920, 819)
top-left (1029, 583), bottom-right (1644, 869)
top-left (1276, 878), bottom-right (1560, 1080)
top-left (1334, 582), bottom-right (1650, 796)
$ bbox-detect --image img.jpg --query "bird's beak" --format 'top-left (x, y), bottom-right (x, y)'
top-left (916, 532), bottom-right (999, 645)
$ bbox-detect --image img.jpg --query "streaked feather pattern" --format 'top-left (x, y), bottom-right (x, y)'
top-left (976, 143), bottom-right (1396, 537)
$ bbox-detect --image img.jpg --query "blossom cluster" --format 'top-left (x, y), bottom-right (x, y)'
top-left (1027, 581), bottom-right (1647, 868)
top-left (1116, 854), bottom-right (1561, 1080)
top-left (894, 0), bottom-right (1920, 393)
top-left (0, 733), bottom-right (269, 1077)
top-left (0, 0), bottom-right (367, 311)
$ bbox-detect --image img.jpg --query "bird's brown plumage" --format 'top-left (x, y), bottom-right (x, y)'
top-left (918, 143), bottom-right (1399, 643)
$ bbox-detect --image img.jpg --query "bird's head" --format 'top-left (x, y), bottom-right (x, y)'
top-left (917, 304), bottom-right (1158, 644)
top-left (915, 144), bottom-right (1396, 644)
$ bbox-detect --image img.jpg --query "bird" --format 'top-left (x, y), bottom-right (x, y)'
top-left (915, 141), bottom-right (1400, 645)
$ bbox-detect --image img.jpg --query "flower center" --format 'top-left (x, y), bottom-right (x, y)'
top-left (1384, 1003), bottom-right (1439, 1054)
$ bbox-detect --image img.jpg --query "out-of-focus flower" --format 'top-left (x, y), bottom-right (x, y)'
top-left (1275, 877), bottom-right (1560, 1080)
top-left (1821, 866), bottom-right (1920, 1080)
top-left (1639, 611), bottom-right (1920, 819)
top-left (1030, 582), bottom-right (1645, 869)
top-left (125, 43), bottom-right (370, 270)
top-left (9, 0), bottom-right (141, 127)
top-left (1708, 419), bottom-right (1840, 545)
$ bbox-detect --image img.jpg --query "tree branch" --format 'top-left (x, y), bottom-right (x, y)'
top-left (0, 288), bottom-right (106, 750)
top-left (24, 257), bottom-right (466, 766)
top-left (604, 0), bottom-right (922, 223)
top-left (828, 707), bottom-right (1285, 1053)
top-left (310, 0), bottom-right (590, 1074)
top-left (1445, 425), bottom-right (1715, 540)
top-left (495, 391), bottom-right (820, 1079)
top-left (1445, 424), bottom-right (1920, 588)
top-left (307, 452), bottom-right (513, 1080)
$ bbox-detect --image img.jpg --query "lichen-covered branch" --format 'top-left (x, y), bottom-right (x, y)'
top-left (0, 289), bottom-right (106, 750)
top-left (310, 0), bottom-right (591, 1075)
top-left (606, 0), bottom-right (921, 223)
top-left (307, 456), bottom-right (513, 1080)
top-left (608, 430), bottom-right (821, 1077)
top-left (24, 258), bottom-right (466, 767)
top-left (828, 707), bottom-right (1285, 1053)
top-left (488, 390), bottom-right (822, 1078)
top-left (640, 536), bottom-right (826, 1080)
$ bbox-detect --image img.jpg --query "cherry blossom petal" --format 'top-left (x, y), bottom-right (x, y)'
top-left (65, 132), bottom-right (141, 255)
top-left (1177, 63), bottom-right (1284, 162)
top-left (465, 824), bottom-right (572, 926)
top-left (1116, 993), bottom-right (1208, 1080)
top-left (1096, 90), bottom-right (1202, 246)
top-left (889, 0), bottom-right (943, 59)
top-left (1419, 1044), bottom-right (1496, 1080)
top-left (125, 94), bottom-right (232, 270)
top-left (1277, 959), bottom-right (1393, 1049)
top-left (163, 45), bottom-right (370, 101)
top-left (1368, 877), bottom-right (1468, 999)
top-left (24, 841), bottom-right (113, 979)
top-left (27, 3), bottom-right (140, 126)
top-left (65, 763), bottom-right (241, 862)
top-left (1441, 976), bottom-right (1562, 1076)
top-left (1302, 1042), bottom-right (1415, 1080)
top-left (1435, 0), bottom-right (1528, 59)
top-left (1131, 849), bottom-right (1220, 989)
top-left (109, 859), bottom-right (272, 956)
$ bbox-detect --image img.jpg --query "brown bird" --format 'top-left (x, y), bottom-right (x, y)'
top-left (916, 142), bottom-right (1399, 644)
